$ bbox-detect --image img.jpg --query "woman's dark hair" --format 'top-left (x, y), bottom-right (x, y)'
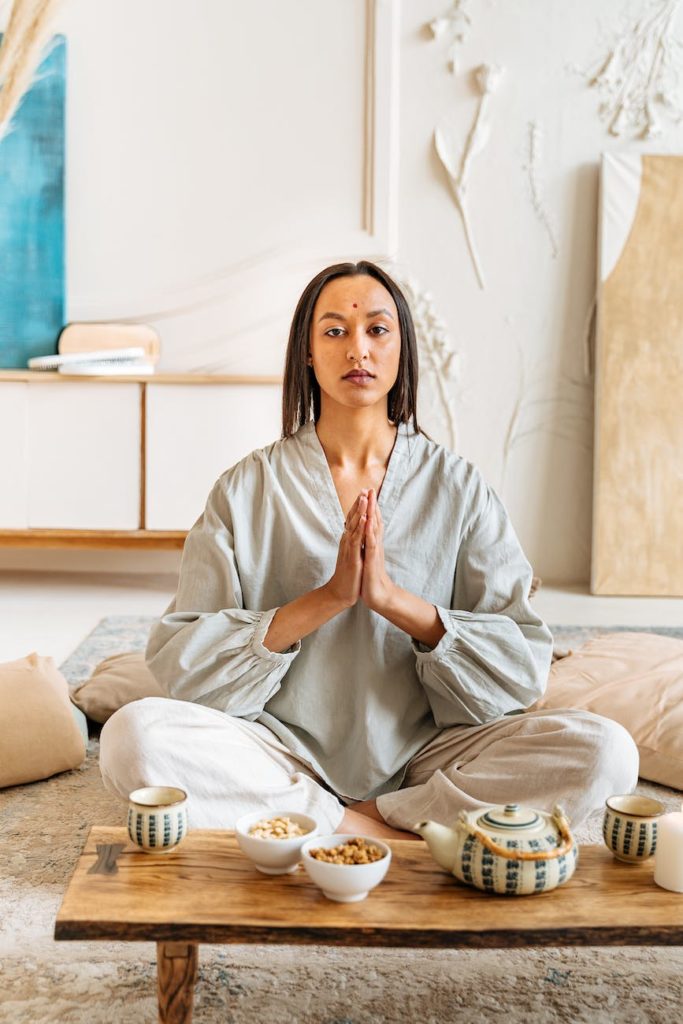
top-left (282, 260), bottom-right (424, 438)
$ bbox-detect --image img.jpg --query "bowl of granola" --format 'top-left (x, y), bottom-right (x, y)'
top-left (234, 811), bottom-right (318, 874)
top-left (300, 834), bottom-right (391, 902)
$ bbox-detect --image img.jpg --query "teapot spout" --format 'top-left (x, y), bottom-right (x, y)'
top-left (412, 819), bottom-right (460, 872)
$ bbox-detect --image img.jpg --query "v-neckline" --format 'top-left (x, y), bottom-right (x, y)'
top-left (301, 419), bottom-right (409, 536)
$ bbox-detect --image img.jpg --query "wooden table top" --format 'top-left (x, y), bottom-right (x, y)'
top-left (54, 826), bottom-right (683, 948)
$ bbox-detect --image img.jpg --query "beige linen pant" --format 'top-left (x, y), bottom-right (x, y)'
top-left (99, 698), bottom-right (638, 834)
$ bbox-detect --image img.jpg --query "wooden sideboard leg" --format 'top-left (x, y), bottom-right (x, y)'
top-left (157, 942), bottom-right (198, 1024)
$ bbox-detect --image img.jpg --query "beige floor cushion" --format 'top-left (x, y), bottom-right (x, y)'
top-left (71, 651), bottom-right (165, 724)
top-left (535, 631), bottom-right (683, 790)
top-left (0, 653), bottom-right (87, 788)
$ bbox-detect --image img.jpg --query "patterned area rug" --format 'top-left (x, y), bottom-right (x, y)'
top-left (1, 618), bottom-right (682, 1023)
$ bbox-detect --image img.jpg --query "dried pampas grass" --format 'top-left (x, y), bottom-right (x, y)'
top-left (0, 0), bottom-right (63, 144)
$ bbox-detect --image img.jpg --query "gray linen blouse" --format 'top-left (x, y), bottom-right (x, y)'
top-left (145, 419), bottom-right (553, 802)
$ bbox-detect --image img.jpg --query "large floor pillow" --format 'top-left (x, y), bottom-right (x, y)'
top-left (0, 653), bottom-right (86, 788)
top-left (535, 631), bottom-right (683, 789)
top-left (71, 651), bottom-right (165, 724)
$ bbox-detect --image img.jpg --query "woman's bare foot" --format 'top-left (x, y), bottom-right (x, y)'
top-left (336, 804), bottom-right (417, 841)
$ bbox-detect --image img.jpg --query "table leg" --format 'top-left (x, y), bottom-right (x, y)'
top-left (157, 941), bottom-right (198, 1024)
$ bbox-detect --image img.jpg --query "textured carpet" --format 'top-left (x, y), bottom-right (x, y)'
top-left (1, 618), bottom-right (683, 1023)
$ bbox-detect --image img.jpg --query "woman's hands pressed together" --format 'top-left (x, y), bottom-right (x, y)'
top-left (359, 488), bottom-right (395, 613)
top-left (325, 488), bottom-right (396, 614)
top-left (266, 485), bottom-right (445, 652)
top-left (325, 491), bottom-right (368, 609)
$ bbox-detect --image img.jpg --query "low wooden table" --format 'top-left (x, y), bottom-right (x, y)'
top-left (55, 826), bottom-right (683, 1023)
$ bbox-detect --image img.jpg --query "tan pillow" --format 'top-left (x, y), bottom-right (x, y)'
top-left (71, 651), bottom-right (165, 723)
top-left (534, 631), bottom-right (683, 789)
top-left (0, 653), bottom-right (86, 788)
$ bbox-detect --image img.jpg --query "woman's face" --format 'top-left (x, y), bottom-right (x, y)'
top-left (308, 274), bottom-right (401, 417)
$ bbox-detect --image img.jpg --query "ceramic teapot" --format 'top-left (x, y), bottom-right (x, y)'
top-left (413, 802), bottom-right (578, 896)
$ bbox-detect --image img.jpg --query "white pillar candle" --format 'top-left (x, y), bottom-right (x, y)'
top-left (654, 812), bottom-right (683, 893)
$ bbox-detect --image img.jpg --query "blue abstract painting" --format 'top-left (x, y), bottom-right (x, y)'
top-left (0, 34), bottom-right (66, 368)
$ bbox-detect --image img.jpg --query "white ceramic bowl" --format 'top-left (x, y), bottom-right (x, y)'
top-left (234, 810), bottom-right (318, 874)
top-left (300, 833), bottom-right (391, 902)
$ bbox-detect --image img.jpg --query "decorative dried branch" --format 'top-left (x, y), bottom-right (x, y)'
top-left (499, 345), bottom-right (593, 496)
top-left (397, 274), bottom-right (461, 450)
top-left (586, 0), bottom-right (683, 138)
top-left (0, 0), bottom-right (63, 145)
top-left (434, 63), bottom-right (504, 290)
top-left (524, 121), bottom-right (559, 259)
top-left (427, 0), bottom-right (472, 74)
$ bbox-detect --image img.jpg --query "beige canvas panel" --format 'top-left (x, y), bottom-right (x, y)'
top-left (593, 155), bottom-right (683, 596)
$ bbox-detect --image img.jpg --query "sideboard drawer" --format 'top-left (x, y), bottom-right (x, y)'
top-left (0, 382), bottom-right (29, 528)
top-left (26, 382), bottom-right (142, 529)
top-left (145, 383), bottom-right (282, 530)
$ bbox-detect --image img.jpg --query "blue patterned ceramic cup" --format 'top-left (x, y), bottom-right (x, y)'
top-left (128, 786), bottom-right (188, 854)
top-left (603, 794), bottom-right (665, 863)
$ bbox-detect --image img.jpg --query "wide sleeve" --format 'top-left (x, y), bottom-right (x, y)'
top-left (145, 476), bottom-right (301, 719)
top-left (410, 473), bottom-right (553, 727)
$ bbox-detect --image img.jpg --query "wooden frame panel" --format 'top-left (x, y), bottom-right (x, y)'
top-left (362, 0), bottom-right (400, 257)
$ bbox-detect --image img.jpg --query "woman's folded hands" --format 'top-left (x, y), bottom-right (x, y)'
top-left (325, 489), bottom-right (395, 614)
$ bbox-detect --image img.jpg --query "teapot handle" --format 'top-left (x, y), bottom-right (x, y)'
top-left (457, 805), bottom-right (574, 862)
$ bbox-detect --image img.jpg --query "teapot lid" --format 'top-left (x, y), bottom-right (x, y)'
top-left (476, 803), bottom-right (543, 831)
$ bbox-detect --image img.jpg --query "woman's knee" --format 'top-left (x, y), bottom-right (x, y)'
top-left (589, 713), bottom-right (639, 793)
top-left (559, 709), bottom-right (639, 793)
top-left (99, 697), bottom-right (173, 799)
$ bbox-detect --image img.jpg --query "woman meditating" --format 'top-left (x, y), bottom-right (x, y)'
top-left (100, 260), bottom-right (638, 839)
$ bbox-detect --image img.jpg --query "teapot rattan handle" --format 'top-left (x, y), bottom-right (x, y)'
top-left (459, 807), bottom-right (574, 862)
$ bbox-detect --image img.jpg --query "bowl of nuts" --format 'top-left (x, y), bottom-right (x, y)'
top-left (300, 834), bottom-right (391, 902)
top-left (234, 811), bottom-right (318, 875)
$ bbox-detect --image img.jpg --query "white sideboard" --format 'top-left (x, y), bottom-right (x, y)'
top-left (0, 372), bottom-right (282, 547)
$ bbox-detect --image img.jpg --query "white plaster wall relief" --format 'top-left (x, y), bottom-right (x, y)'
top-left (586, 0), bottom-right (683, 138)
top-left (427, 0), bottom-right (471, 74)
top-left (396, 274), bottom-right (461, 450)
top-left (523, 121), bottom-right (559, 259)
top-left (499, 347), bottom-right (593, 497)
top-left (0, 0), bottom-right (63, 143)
top-left (434, 63), bottom-right (505, 289)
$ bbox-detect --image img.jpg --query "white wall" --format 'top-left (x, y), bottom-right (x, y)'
top-left (4, 0), bottom-right (683, 582)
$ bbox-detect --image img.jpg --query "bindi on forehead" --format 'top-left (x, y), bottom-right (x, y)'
top-left (352, 303), bottom-right (358, 308)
